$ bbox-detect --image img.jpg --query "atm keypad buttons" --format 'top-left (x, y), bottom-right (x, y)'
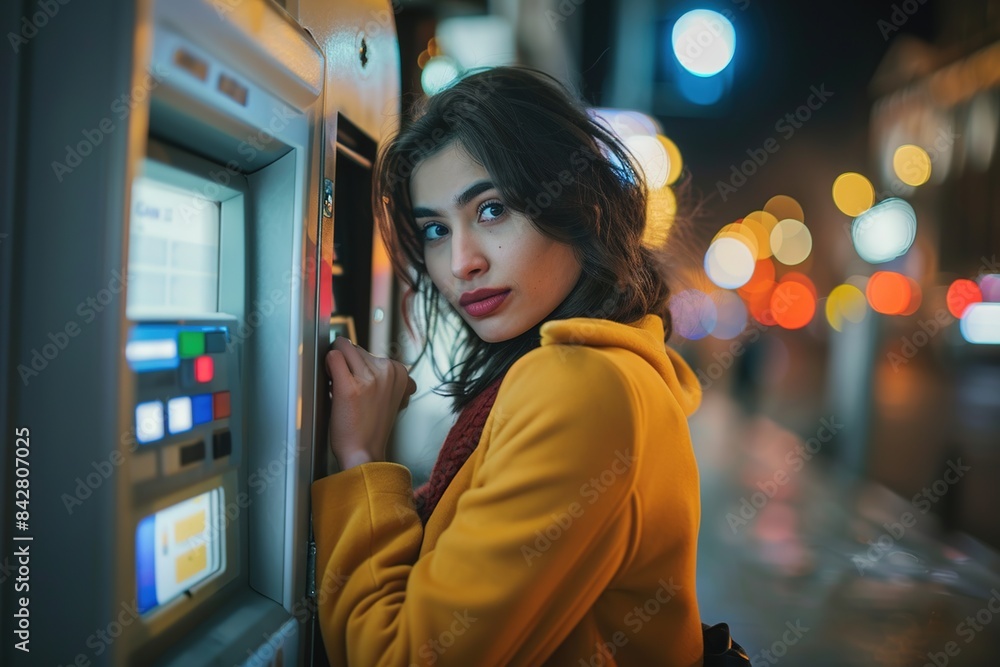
top-left (138, 370), bottom-right (175, 391)
top-left (178, 331), bottom-right (205, 357)
top-left (192, 394), bottom-right (213, 425)
top-left (212, 430), bottom-right (232, 459)
top-left (180, 359), bottom-right (197, 389)
top-left (213, 391), bottom-right (231, 419)
top-left (136, 401), bottom-right (165, 444)
top-left (204, 331), bottom-right (226, 353)
top-left (194, 355), bottom-right (214, 383)
top-left (167, 397), bottom-right (193, 434)
top-left (180, 441), bottom-right (206, 466)
top-left (163, 439), bottom-right (205, 475)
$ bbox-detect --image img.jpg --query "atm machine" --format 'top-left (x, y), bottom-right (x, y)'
top-left (1, 0), bottom-right (400, 665)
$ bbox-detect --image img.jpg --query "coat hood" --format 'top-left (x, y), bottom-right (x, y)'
top-left (539, 314), bottom-right (702, 417)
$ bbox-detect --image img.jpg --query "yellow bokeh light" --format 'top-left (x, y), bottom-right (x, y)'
top-left (764, 195), bottom-right (804, 224)
top-left (832, 172), bottom-right (875, 216)
top-left (825, 283), bottom-right (868, 331)
top-left (893, 144), bottom-right (932, 186)
top-left (643, 186), bottom-right (676, 247)
top-left (657, 135), bottom-right (683, 185)
top-left (714, 222), bottom-right (759, 259)
top-left (745, 209), bottom-right (780, 234)
top-left (739, 216), bottom-right (770, 260)
top-left (770, 218), bottom-right (812, 266)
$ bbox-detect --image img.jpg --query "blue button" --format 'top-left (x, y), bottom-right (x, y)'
top-left (192, 394), bottom-right (213, 425)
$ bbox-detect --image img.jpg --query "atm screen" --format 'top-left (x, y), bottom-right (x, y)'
top-left (127, 177), bottom-right (221, 318)
top-left (136, 487), bottom-right (226, 614)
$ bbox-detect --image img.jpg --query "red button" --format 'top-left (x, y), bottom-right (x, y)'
top-left (195, 356), bottom-right (214, 383)
top-left (213, 391), bottom-right (231, 419)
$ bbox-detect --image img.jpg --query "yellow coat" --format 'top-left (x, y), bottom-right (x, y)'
top-left (312, 314), bottom-right (704, 666)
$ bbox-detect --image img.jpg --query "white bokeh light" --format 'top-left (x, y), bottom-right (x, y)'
top-left (705, 237), bottom-right (755, 289)
top-left (851, 198), bottom-right (917, 264)
top-left (671, 10), bottom-right (736, 77)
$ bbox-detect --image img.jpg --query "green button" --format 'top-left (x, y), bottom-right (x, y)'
top-left (178, 331), bottom-right (205, 357)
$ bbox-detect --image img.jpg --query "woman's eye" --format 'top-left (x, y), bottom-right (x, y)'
top-left (421, 223), bottom-right (448, 242)
top-left (478, 200), bottom-right (506, 222)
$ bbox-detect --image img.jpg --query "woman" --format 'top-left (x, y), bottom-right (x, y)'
top-left (312, 66), bottom-right (705, 666)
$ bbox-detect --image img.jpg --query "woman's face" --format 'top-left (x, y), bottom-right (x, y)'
top-left (410, 143), bottom-right (583, 343)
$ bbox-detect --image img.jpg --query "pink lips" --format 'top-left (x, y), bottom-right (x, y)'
top-left (462, 290), bottom-right (511, 317)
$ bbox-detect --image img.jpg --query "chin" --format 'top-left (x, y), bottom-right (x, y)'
top-left (469, 322), bottom-right (519, 344)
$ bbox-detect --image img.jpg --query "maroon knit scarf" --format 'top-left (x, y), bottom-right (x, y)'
top-left (412, 375), bottom-right (505, 525)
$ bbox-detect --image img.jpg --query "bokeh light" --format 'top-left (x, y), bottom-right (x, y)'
top-left (978, 274), bottom-right (1000, 302)
top-left (670, 289), bottom-right (718, 340)
top-left (738, 258), bottom-right (776, 296)
top-left (658, 135), bottom-right (684, 185)
top-left (643, 186), bottom-right (676, 247)
top-left (421, 56), bottom-right (460, 95)
top-left (866, 271), bottom-right (912, 315)
top-left (746, 281), bottom-right (778, 326)
top-left (947, 279), bottom-right (983, 318)
top-left (825, 284), bottom-right (867, 331)
top-left (709, 290), bottom-right (748, 339)
top-left (900, 277), bottom-right (923, 316)
top-left (780, 272), bottom-right (817, 299)
top-left (771, 281), bottom-right (816, 329)
top-left (893, 144), bottom-right (932, 186)
top-left (763, 195), bottom-right (804, 224)
top-left (851, 198), bottom-right (917, 264)
top-left (625, 135), bottom-right (670, 188)
top-left (671, 10), bottom-right (736, 77)
top-left (770, 219), bottom-right (813, 266)
top-left (705, 237), bottom-right (756, 289)
top-left (832, 172), bottom-right (875, 216)
top-left (714, 222), bottom-right (760, 259)
top-left (960, 303), bottom-right (1000, 344)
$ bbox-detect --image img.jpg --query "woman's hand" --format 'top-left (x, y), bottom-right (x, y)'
top-left (325, 336), bottom-right (417, 471)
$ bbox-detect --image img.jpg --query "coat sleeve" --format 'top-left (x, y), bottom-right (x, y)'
top-left (310, 347), bottom-right (640, 666)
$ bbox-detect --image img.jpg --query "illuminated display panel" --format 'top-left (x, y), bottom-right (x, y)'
top-left (136, 487), bottom-right (226, 614)
top-left (127, 177), bottom-right (221, 318)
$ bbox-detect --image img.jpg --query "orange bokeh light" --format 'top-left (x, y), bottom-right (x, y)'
top-left (900, 277), bottom-right (923, 316)
top-left (746, 280), bottom-right (778, 326)
top-left (779, 272), bottom-right (817, 299)
top-left (738, 258), bottom-right (776, 296)
top-left (866, 271), bottom-right (912, 315)
top-left (771, 281), bottom-right (816, 329)
top-left (946, 279), bottom-right (983, 318)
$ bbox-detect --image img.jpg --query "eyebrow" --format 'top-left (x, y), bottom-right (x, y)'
top-left (412, 180), bottom-right (495, 218)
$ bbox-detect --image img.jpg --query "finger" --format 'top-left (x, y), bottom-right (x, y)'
top-left (332, 335), bottom-right (372, 378)
top-left (325, 349), bottom-right (354, 389)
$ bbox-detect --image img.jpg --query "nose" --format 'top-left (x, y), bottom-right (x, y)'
top-left (450, 227), bottom-right (488, 281)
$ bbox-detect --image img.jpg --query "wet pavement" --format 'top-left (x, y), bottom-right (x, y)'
top-left (693, 393), bottom-right (1000, 667)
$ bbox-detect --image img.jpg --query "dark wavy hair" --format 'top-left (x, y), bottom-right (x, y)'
top-left (374, 66), bottom-right (677, 412)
